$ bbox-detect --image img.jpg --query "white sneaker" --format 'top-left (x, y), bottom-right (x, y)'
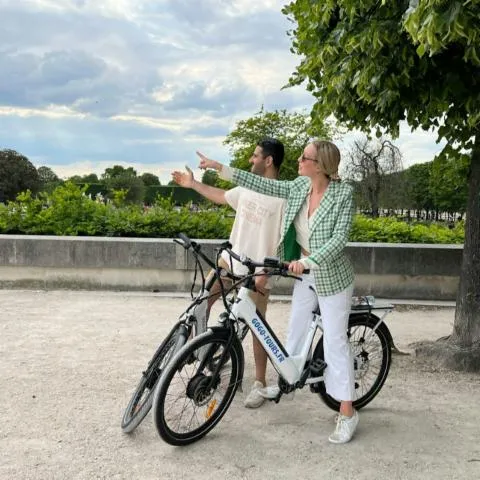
top-left (328, 410), bottom-right (359, 444)
top-left (244, 381), bottom-right (265, 409)
top-left (258, 385), bottom-right (295, 401)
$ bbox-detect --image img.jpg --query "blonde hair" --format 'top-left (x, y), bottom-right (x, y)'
top-left (311, 140), bottom-right (341, 181)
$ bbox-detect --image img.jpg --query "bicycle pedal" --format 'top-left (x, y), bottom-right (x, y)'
top-left (310, 358), bottom-right (327, 375)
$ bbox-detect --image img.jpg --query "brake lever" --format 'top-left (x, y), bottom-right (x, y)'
top-left (280, 267), bottom-right (310, 281)
top-left (173, 238), bottom-right (187, 248)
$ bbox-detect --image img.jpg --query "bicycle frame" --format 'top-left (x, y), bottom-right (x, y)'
top-left (229, 285), bottom-right (394, 386)
top-left (229, 286), bottom-right (320, 385)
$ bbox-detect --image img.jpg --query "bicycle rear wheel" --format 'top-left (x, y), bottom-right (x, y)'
top-left (311, 314), bottom-right (392, 411)
top-left (121, 323), bottom-right (189, 433)
top-left (153, 327), bottom-right (244, 446)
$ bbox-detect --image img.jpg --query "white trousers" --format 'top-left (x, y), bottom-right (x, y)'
top-left (286, 272), bottom-right (355, 402)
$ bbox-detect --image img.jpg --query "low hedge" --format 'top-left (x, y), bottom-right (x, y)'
top-left (0, 182), bottom-right (464, 243)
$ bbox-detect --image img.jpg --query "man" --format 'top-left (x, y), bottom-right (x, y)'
top-left (171, 138), bottom-right (286, 409)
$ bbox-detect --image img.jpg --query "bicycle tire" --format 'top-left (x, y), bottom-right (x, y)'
top-left (121, 323), bottom-right (189, 433)
top-left (312, 314), bottom-right (392, 411)
top-left (152, 327), bottom-right (244, 446)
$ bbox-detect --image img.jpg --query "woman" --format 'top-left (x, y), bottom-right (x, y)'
top-left (198, 140), bottom-right (358, 444)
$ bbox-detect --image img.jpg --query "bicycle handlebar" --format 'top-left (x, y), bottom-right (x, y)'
top-left (222, 244), bottom-right (310, 276)
top-left (174, 232), bottom-right (309, 277)
top-left (174, 232), bottom-right (192, 249)
top-left (174, 233), bottom-right (218, 270)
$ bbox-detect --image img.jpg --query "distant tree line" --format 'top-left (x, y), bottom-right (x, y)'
top-left (0, 149), bottom-right (204, 206)
top-left (0, 107), bottom-right (470, 217)
top-left (347, 141), bottom-right (469, 221)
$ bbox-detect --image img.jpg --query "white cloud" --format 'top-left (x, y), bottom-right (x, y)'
top-left (0, 105), bottom-right (87, 119)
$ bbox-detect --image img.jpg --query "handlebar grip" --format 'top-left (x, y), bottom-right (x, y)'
top-left (176, 232), bottom-right (191, 248)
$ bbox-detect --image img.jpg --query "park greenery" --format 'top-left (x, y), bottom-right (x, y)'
top-left (0, 181), bottom-right (465, 244)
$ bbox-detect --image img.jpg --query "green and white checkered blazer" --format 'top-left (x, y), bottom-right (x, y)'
top-left (227, 167), bottom-right (355, 296)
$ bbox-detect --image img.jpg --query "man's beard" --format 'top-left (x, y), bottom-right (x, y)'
top-left (250, 164), bottom-right (265, 176)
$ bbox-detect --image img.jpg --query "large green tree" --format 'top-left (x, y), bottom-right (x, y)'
top-left (70, 173), bottom-right (100, 184)
top-left (201, 169), bottom-right (220, 186)
top-left (381, 159), bottom-right (468, 218)
top-left (37, 166), bottom-right (59, 184)
top-left (0, 149), bottom-right (40, 201)
top-left (224, 107), bottom-right (334, 180)
top-left (284, 0), bottom-right (480, 370)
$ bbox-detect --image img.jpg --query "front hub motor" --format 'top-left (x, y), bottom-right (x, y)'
top-left (186, 374), bottom-right (216, 406)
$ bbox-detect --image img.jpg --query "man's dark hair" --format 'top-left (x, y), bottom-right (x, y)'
top-left (257, 137), bottom-right (284, 170)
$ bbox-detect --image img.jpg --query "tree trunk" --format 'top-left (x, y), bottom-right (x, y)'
top-left (448, 133), bottom-right (480, 369)
top-left (416, 134), bottom-right (480, 371)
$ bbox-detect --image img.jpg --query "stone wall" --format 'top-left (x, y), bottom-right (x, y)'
top-left (0, 235), bottom-right (462, 299)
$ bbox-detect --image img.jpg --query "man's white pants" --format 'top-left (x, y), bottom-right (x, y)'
top-left (286, 272), bottom-right (355, 402)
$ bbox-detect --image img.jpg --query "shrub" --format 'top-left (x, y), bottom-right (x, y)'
top-left (0, 183), bottom-right (464, 243)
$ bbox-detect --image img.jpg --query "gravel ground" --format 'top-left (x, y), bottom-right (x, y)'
top-left (1, 290), bottom-right (479, 480)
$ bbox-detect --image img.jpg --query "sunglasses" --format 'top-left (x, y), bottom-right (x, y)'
top-left (299, 154), bottom-right (317, 163)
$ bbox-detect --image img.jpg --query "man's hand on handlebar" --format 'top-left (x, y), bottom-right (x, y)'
top-left (254, 271), bottom-right (269, 295)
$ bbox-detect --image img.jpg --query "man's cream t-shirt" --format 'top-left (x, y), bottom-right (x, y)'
top-left (221, 186), bottom-right (286, 283)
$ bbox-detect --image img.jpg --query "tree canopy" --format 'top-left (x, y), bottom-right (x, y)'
top-left (37, 166), bottom-right (59, 184)
top-left (224, 107), bottom-right (334, 180)
top-left (140, 172), bottom-right (161, 186)
top-left (102, 165), bottom-right (137, 180)
top-left (201, 170), bottom-right (220, 186)
top-left (0, 149), bottom-right (40, 201)
top-left (284, 0), bottom-right (480, 152)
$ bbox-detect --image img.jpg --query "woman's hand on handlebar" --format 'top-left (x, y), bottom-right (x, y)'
top-left (288, 261), bottom-right (305, 276)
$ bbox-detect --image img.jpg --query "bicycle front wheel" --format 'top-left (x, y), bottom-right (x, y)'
top-left (312, 314), bottom-right (392, 411)
top-left (121, 323), bottom-right (188, 434)
top-left (153, 328), bottom-right (244, 446)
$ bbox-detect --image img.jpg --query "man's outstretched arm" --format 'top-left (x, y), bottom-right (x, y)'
top-left (171, 166), bottom-right (227, 205)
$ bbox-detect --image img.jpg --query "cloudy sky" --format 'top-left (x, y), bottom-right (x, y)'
top-left (0, 0), bottom-right (445, 183)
